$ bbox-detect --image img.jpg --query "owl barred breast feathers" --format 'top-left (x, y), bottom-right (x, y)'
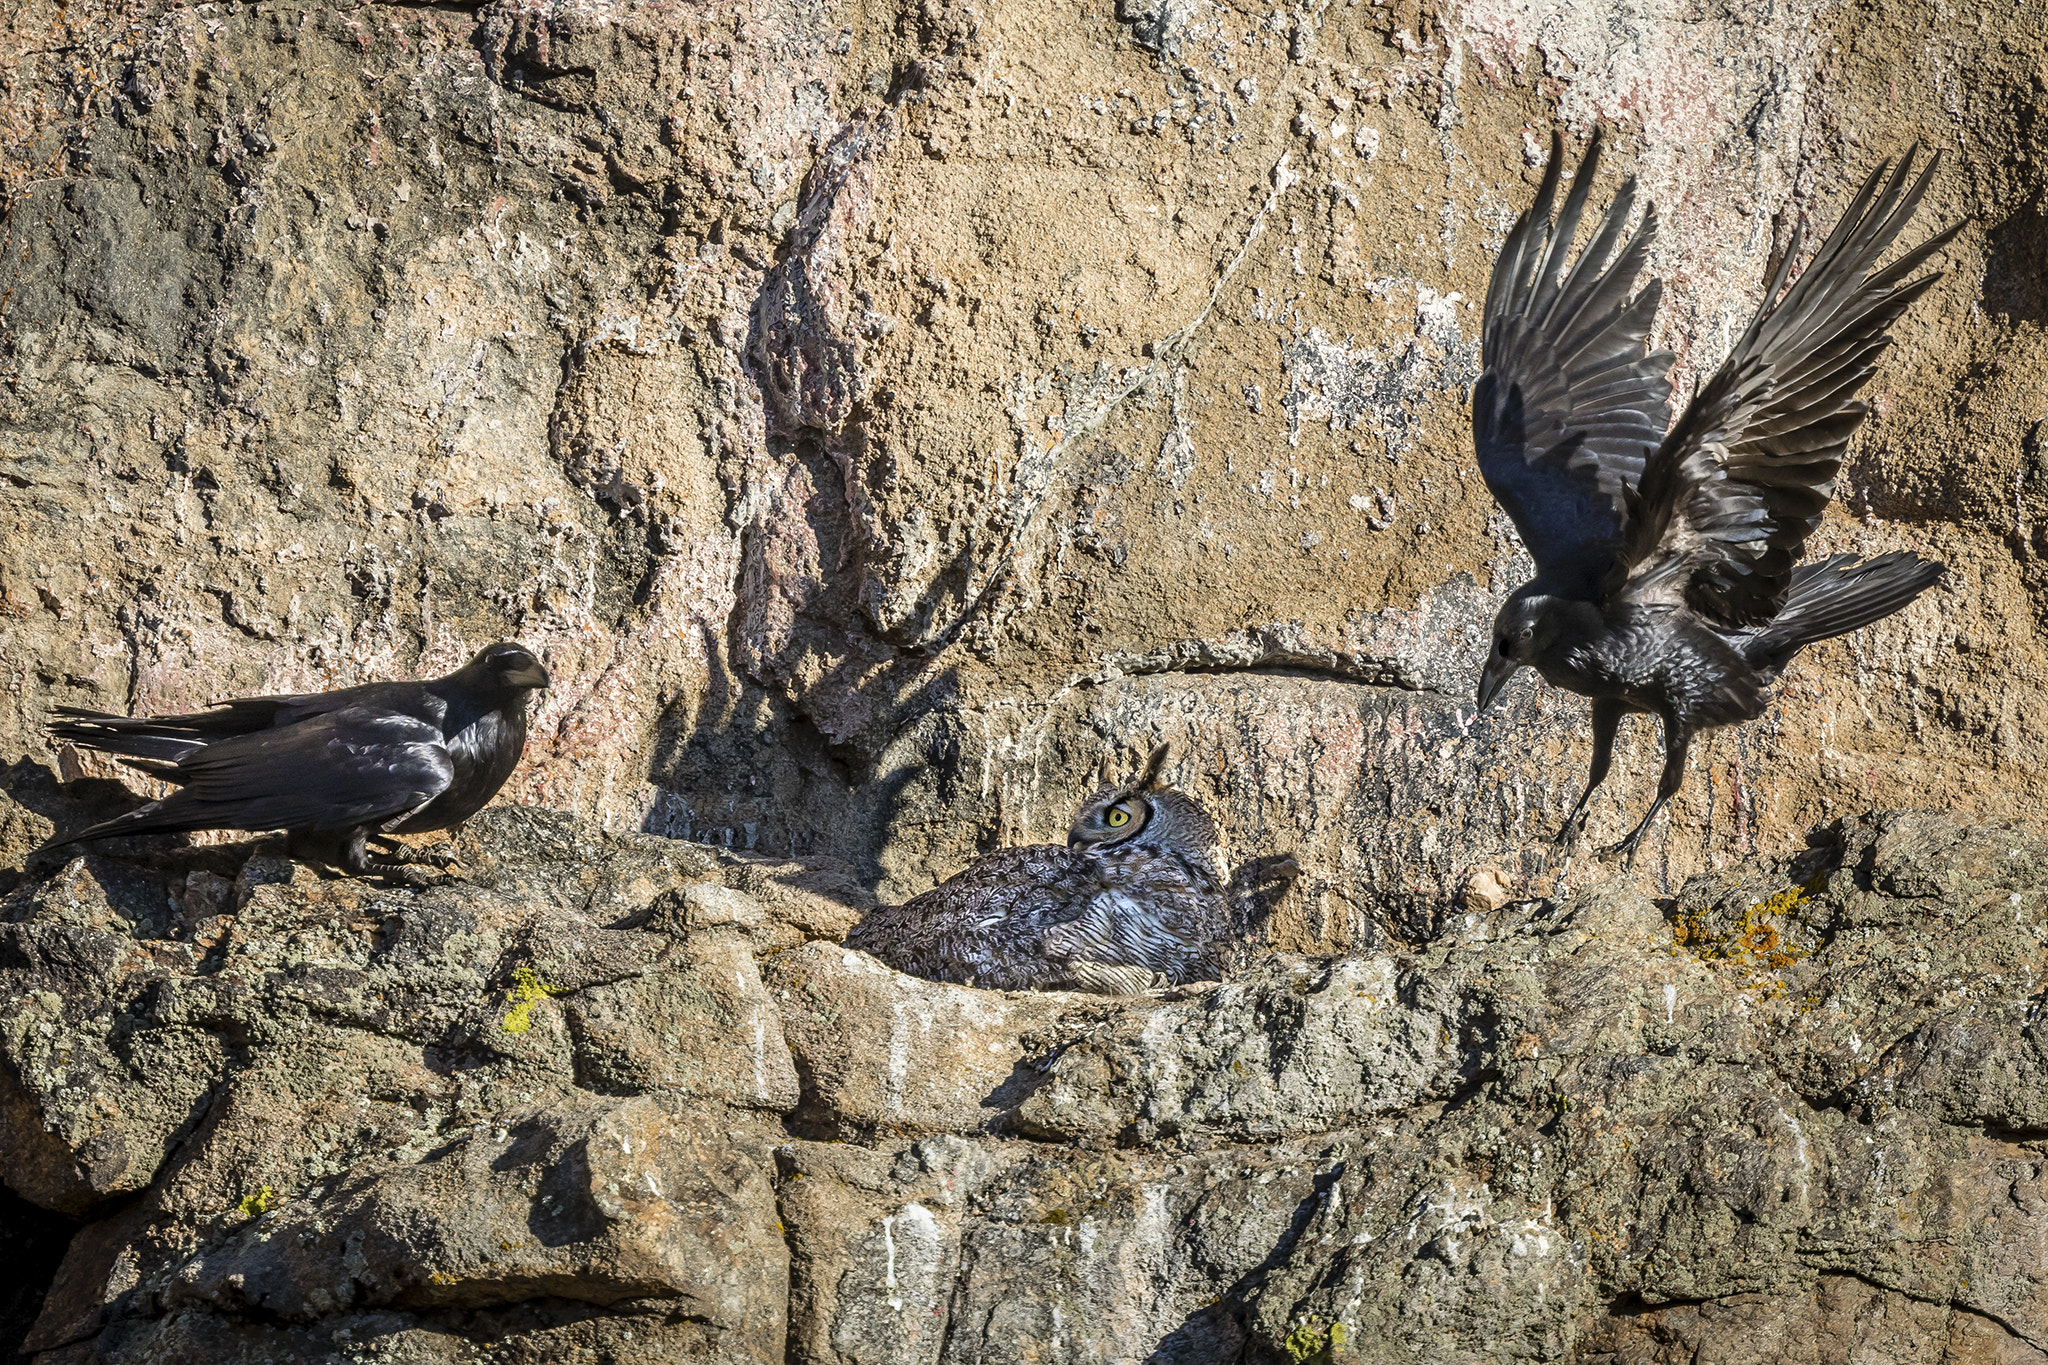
top-left (845, 745), bottom-right (1284, 995)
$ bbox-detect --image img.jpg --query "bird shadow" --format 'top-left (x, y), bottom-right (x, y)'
top-left (639, 615), bottom-right (962, 904)
top-left (1980, 201), bottom-right (2048, 331)
top-left (1228, 852), bottom-right (1304, 948)
top-left (0, 758), bottom-right (270, 923)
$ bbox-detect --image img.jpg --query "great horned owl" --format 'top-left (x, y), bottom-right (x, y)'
top-left (845, 744), bottom-right (1290, 995)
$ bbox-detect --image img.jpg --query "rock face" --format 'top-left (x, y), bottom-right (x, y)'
top-left (2, 0), bottom-right (2042, 937)
top-left (4, 792), bottom-right (2048, 1363)
top-left (5, 0), bottom-right (2048, 1358)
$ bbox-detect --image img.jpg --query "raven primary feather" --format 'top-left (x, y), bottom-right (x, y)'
top-left (1474, 133), bottom-right (1951, 863)
top-left (42, 643), bottom-right (549, 877)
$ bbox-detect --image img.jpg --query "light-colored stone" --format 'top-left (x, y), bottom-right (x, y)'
top-left (567, 927), bottom-right (801, 1109)
top-left (156, 1095), bottom-right (783, 1335)
top-left (778, 1135), bottom-right (997, 1365)
top-left (764, 941), bottom-right (1101, 1134)
top-left (1459, 867), bottom-right (1513, 913)
top-left (1013, 954), bottom-right (1471, 1143)
top-left (5, 805), bottom-right (2048, 1362)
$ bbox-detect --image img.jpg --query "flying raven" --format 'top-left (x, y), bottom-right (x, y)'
top-left (1474, 132), bottom-right (1955, 862)
top-left (42, 643), bottom-right (550, 876)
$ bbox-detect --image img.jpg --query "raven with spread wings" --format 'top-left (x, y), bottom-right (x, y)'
top-left (1474, 133), bottom-right (1955, 863)
top-left (41, 643), bottom-right (549, 876)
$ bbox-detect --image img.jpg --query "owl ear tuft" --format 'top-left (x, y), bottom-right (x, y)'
top-left (1094, 753), bottom-right (1118, 789)
top-left (1134, 742), bottom-right (1170, 791)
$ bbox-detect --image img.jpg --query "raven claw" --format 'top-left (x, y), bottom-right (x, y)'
top-left (375, 863), bottom-right (459, 889)
top-left (1551, 803), bottom-right (1598, 852)
top-left (369, 840), bottom-right (459, 870)
top-left (1595, 837), bottom-right (1645, 868)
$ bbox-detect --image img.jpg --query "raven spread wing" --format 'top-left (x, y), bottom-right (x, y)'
top-left (1612, 148), bottom-right (1962, 624)
top-left (1475, 130), bottom-right (1674, 595)
top-left (54, 707), bottom-right (454, 844)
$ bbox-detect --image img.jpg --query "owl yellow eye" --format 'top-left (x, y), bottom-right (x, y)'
top-left (1106, 806), bottom-right (1131, 827)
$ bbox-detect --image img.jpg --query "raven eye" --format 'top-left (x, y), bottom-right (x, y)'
top-left (1519, 626), bottom-right (1534, 642)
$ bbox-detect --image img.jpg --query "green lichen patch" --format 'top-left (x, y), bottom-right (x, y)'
top-left (235, 1186), bottom-right (275, 1219)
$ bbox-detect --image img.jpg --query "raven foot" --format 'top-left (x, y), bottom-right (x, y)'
top-left (367, 838), bottom-right (459, 870)
top-left (373, 861), bottom-right (460, 889)
top-left (1595, 832), bottom-right (1649, 868)
top-left (1538, 812), bottom-right (1591, 876)
top-left (363, 837), bottom-right (460, 886)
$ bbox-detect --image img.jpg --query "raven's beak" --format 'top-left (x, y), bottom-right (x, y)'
top-left (507, 662), bottom-right (551, 690)
top-left (1476, 654), bottom-right (1517, 714)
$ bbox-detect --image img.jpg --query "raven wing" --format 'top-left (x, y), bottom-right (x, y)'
top-left (1475, 130), bottom-right (1674, 595)
top-left (1611, 148), bottom-right (1961, 624)
top-left (49, 706), bottom-right (454, 844)
top-left (50, 680), bottom-right (438, 771)
top-left (51, 699), bottom-right (302, 768)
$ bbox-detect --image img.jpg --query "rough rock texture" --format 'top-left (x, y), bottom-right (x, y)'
top-left (5, 0), bottom-right (2048, 1358)
top-left (3, 0), bottom-right (2042, 937)
top-left (5, 793), bottom-right (2048, 1362)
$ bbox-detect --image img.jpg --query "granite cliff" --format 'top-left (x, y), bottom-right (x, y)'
top-left (3, 0), bottom-right (2047, 1357)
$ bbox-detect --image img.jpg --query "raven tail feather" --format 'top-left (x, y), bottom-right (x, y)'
top-left (1744, 551), bottom-right (1943, 668)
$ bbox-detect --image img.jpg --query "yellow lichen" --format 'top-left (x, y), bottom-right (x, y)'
top-left (500, 966), bottom-right (565, 1034)
top-left (236, 1186), bottom-right (275, 1218)
top-left (1673, 881), bottom-right (1824, 980)
top-left (1285, 1319), bottom-right (1349, 1363)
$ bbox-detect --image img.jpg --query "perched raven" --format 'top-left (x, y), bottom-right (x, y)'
top-left (1474, 133), bottom-right (1955, 862)
top-left (42, 643), bottom-right (549, 876)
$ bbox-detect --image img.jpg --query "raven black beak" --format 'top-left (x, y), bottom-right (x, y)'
top-left (1476, 654), bottom-right (1516, 714)
top-left (507, 662), bottom-right (551, 690)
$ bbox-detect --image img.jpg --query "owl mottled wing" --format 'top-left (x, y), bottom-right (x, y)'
top-left (1476, 130), bottom-right (1673, 596)
top-left (841, 846), bottom-right (1100, 991)
top-left (841, 838), bottom-right (1235, 994)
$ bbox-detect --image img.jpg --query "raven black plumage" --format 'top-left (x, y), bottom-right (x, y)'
top-left (42, 643), bottom-right (550, 875)
top-left (1474, 132), bottom-right (1954, 862)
